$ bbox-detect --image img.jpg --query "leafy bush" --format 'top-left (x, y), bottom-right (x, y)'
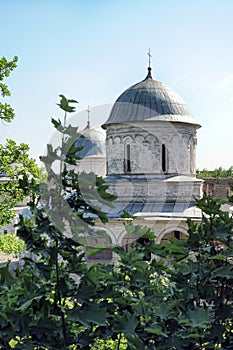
top-left (91, 337), bottom-right (127, 349)
top-left (0, 233), bottom-right (25, 256)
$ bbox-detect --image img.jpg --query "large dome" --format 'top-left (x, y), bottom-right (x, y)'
top-left (75, 123), bottom-right (106, 158)
top-left (102, 68), bottom-right (199, 128)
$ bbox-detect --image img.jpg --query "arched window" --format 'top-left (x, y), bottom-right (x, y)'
top-left (174, 231), bottom-right (181, 240)
top-left (160, 231), bottom-right (186, 244)
top-left (162, 144), bottom-right (166, 172)
top-left (125, 144), bottom-right (131, 173)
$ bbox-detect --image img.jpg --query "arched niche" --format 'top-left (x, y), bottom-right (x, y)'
top-left (157, 227), bottom-right (188, 244)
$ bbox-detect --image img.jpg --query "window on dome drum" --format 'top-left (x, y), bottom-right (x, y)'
top-left (162, 144), bottom-right (166, 172)
top-left (125, 144), bottom-right (131, 173)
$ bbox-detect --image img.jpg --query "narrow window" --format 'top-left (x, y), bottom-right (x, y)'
top-left (126, 144), bottom-right (131, 172)
top-left (162, 144), bottom-right (166, 172)
top-left (174, 231), bottom-right (181, 240)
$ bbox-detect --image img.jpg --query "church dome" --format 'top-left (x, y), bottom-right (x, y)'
top-left (102, 67), bottom-right (199, 128)
top-left (75, 122), bottom-right (106, 158)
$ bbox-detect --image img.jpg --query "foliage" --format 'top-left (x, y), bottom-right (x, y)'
top-left (0, 139), bottom-right (40, 227)
top-left (1, 192), bottom-right (232, 349)
top-left (0, 234), bottom-right (25, 256)
top-left (0, 56), bottom-right (18, 122)
top-left (0, 55), bottom-right (39, 228)
top-left (161, 195), bottom-right (233, 349)
top-left (0, 96), bottom-right (232, 349)
top-left (91, 337), bottom-right (127, 349)
top-left (197, 166), bottom-right (233, 179)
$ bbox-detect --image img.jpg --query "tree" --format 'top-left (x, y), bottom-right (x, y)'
top-left (0, 56), bottom-right (18, 123)
top-left (0, 56), bottom-right (40, 228)
top-left (197, 166), bottom-right (233, 179)
top-left (0, 140), bottom-right (40, 227)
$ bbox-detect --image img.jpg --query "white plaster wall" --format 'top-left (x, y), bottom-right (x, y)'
top-left (94, 218), bottom-right (194, 248)
top-left (106, 121), bottom-right (198, 177)
top-left (106, 177), bottom-right (203, 203)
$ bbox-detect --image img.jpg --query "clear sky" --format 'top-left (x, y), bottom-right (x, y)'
top-left (1, 0), bottom-right (233, 170)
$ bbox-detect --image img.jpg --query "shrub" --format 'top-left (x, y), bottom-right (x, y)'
top-left (0, 233), bottom-right (25, 256)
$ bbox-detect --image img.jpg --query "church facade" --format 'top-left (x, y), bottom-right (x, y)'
top-left (76, 65), bottom-right (204, 261)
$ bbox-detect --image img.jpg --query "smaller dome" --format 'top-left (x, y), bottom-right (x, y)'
top-left (75, 123), bottom-right (106, 158)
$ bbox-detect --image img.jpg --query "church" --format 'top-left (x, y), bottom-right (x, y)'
top-left (76, 61), bottom-right (204, 262)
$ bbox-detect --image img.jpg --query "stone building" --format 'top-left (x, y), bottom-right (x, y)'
top-left (203, 178), bottom-right (233, 200)
top-left (84, 65), bottom-right (204, 262)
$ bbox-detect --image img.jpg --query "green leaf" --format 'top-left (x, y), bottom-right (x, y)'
top-left (86, 247), bottom-right (108, 257)
top-left (119, 210), bottom-right (135, 219)
top-left (17, 295), bottom-right (42, 312)
top-left (210, 265), bottom-right (233, 279)
top-left (144, 327), bottom-right (166, 336)
top-left (187, 308), bottom-right (211, 328)
top-left (114, 311), bottom-right (139, 335)
top-left (57, 94), bottom-right (78, 113)
top-left (69, 304), bottom-right (108, 326)
top-left (51, 117), bottom-right (63, 132)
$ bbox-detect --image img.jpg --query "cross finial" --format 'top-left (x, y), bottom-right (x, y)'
top-left (86, 105), bottom-right (90, 128)
top-left (147, 48), bottom-right (152, 68)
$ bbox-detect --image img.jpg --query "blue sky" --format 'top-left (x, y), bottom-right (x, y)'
top-left (1, 0), bottom-right (233, 169)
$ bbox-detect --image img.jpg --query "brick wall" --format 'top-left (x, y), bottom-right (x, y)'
top-left (203, 178), bottom-right (233, 200)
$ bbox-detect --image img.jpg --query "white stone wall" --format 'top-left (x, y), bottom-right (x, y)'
top-left (92, 218), bottom-right (196, 247)
top-left (105, 176), bottom-right (203, 203)
top-left (106, 121), bottom-right (198, 177)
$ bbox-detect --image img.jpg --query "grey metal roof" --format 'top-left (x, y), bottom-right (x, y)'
top-left (102, 68), bottom-right (198, 128)
top-left (92, 201), bottom-right (232, 220)
top-left (75, 124), bottom-right (106, 158)
top-left (88, 200), bottom-right (202, 220)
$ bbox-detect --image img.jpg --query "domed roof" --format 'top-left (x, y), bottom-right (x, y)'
top-left (102, 68), bottom-right (200, 128)
top-left (75, 122), bottom-right (106, 158)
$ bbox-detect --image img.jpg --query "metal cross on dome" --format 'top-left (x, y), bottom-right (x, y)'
top-left (147, 48), bottom-right (152, 68)
top-left (86, 105), bottom-right (91, 128)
